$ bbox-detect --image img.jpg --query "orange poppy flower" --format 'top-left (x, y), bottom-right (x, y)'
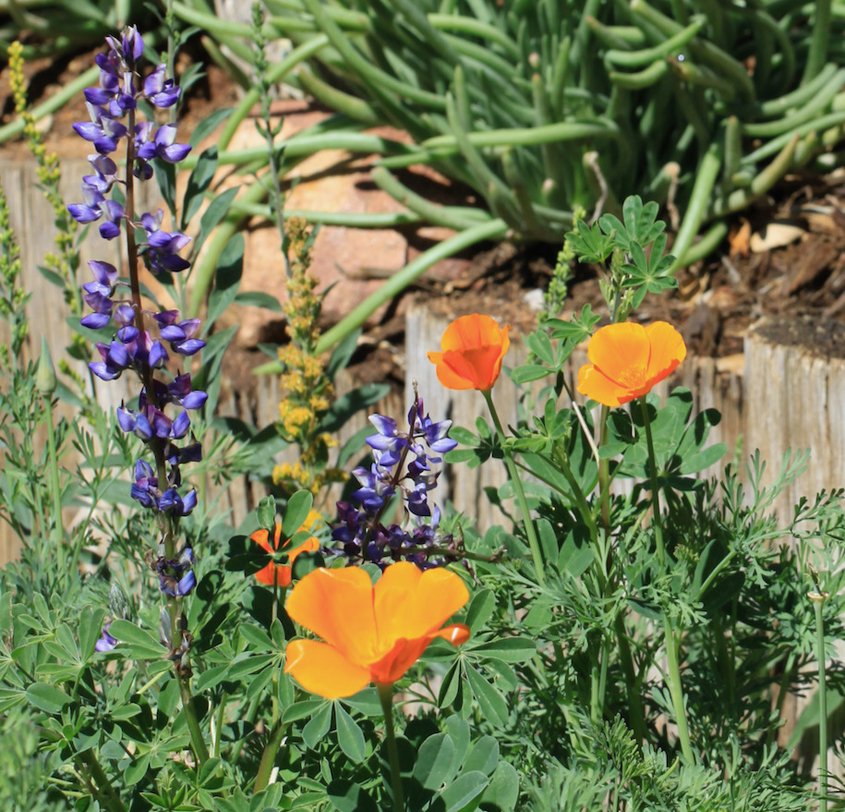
top-left (284, 562), bottom-right (470, 699)
top-left (427, 314), bottom-right (510, 391)
top-left (249, 509), bottom-right (322, 588)
top-left (577, 321), bottom-right (686, 407)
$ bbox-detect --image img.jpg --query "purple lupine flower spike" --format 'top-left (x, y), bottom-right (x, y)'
top-left (330, 391), bottom-right (463, 569)
top-left (72, 28), bottom-right (207, 603)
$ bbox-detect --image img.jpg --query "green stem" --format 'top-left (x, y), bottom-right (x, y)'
top-left (615, 615), bottom-right (647, 745)
top-left (482, 390), bottom-right (546, 587)
top-left (254, 722), bottom-right (286, 794)
top-left (0, 65), bottom-right (99, 145)
top-left (377, 683), bottom-right (405, 812)
top-left (663, 621), bottom-right (695, 763)
top-left (803, 0), bottom-right (832, 83)
top-left (43, 395), bottom-right (63, 552)
top-left (813, 591), bottom-right (829, 812)
top-left (77, 749), bottom-right (126, 812)
top-left (179, 677), bottom-right (210, 764)
top-left (597, 405), bottom-right (611, 532)
top-left (640, 398), bottom-right (693, 762)
top-left (315, 218), bottom-right (507, 354)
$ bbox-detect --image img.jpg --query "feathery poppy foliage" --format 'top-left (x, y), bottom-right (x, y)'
top-left (427, 313), bottom-right (510, 391)
top-left (577, 321), bottom-right (687, 407)
top-left (283, 562), bottom-right (470, 699)
top-left (249, 509), bottom-right (322, 588)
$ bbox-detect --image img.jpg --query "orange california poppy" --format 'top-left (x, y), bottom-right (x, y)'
top-left (427, 313), bottom-right (510, 391)
top-left (284, 562), bottom-right (470, 699)
top-left (249, 509), bottom-right (322, 588)
top-left (577, 321), bottom-right (686, 408)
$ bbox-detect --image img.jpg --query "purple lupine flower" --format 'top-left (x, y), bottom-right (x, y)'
top-left (330, 392), bottom-right (463, 568)
top-left (156, 547), bottom-right (196, 597)
top-left (143, 65), bottom-right (181, 108)
top-left (95, 623), bottom-right (118, 653)
top-left (136, 124), bottom-right (191, 164)
top-left (154, 311), bottom-right (205, 355)
top-left (74, 28), bottom-right (204, 632)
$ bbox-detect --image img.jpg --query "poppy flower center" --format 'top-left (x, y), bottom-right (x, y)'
top-left (606, 362), bottom-right (647, 390)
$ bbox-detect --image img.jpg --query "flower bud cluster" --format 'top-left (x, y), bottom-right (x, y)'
top-left (70, 28), bottom-right (202, 596)
top-left (332, 393), bottom-right (465, 568)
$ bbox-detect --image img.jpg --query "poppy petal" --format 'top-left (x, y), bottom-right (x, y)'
top-left (587, 322), bottom-right (650, 389)
top-left (284, 639), bottom-right (370, 699)
top-left (433, 623), bottom-right (471, 646)
top-left (644, 321), bottom-right (686, 384)
top-left (254, 562), bottom-right (291, 587)
top-left (428, 351), bottom-right (475, 390)
top-left (369, 636), bottom-right (430, 685)
top-left (285, 567), bottom-right (379, 664)
top-left (375, 563), bottom-right (469, 642)
top-left (576, 363), bottom-right (633, 407)
top-left (249, 528), bottom-right (274, 555)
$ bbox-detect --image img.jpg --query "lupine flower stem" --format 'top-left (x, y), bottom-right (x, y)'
top-left (811, 589), bottom-right (829, 812)
top-left (640, 396), bottom-right (694, 763)
top-left (76, 749), bottom-right (126, 812)
top-left (482, 390), bottom-right (546, 587)
top-left (377, 683), bottom-right (405, 812)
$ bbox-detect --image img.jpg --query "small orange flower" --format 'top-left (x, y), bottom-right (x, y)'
top-left (284, 562), bottom-right (470, 699)
top-left (577, 321), bottom-right (686, 407)
top-left (427, 314), bottom-right (510, 391)
top-left (249, 509), bottom-right (322, 588)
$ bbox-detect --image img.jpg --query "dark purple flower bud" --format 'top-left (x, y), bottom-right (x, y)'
top-left (95, 623), bottom-right (118, 653)
top-left (181, 490), bottom-right (197, 514)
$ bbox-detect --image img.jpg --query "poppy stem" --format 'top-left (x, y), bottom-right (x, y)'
top-left (377, 683), bottom-right (405, 812)
top-left (640, 396), bottom-right (694, 763)
top-left (482, 390), bottom-right (546, 587)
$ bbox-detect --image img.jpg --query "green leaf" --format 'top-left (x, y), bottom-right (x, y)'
top-left (193, 186), bottom-right (239, 259)
top-left (469, 637), bottom-right (536, 663)
top-left (449, 426), bottom-right (478, 446)
top-left (437, 770), bottom-right (490, 811)
top-left (464, 735), bottom-right (499, 775)
top-left (239, 624), bottom-right (273, 652)
top-left (256, 495), bottom-right (277, 532)
top-left (465, 665), bottom-right (509, 727)
top-left (234, 291), bottom-right (283, 311)
top-left (326, 779), bottom-right (378, 812)
top-left (510, 364), bottom-right (549, 384)
top-left (108, 619), bottom-right (163, 659)
top-left (284, 699), bottom-right (325, 724)
top-left (334, 702), bottom-right (367, 763)
top-left (283, 490), bottom-right (314, 537)
top-left (480, 760), bottom-right (519, 810)
top-left (26, 682), bottom-right (72, 714)
top-left (465, 589), bottom-right (495, 631)
top-left (189, 107), bottom-right (234, 147)
top-left (204, 234), bottom-right (244, 331)
top-left (414, 732), bottom-right (457, 790)
top-left (78, 606), bottom-right (106, 660)
top-left (302, 701), bottom-right (333, 749)
top-left (182, 146), bottom-right (219, 229)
